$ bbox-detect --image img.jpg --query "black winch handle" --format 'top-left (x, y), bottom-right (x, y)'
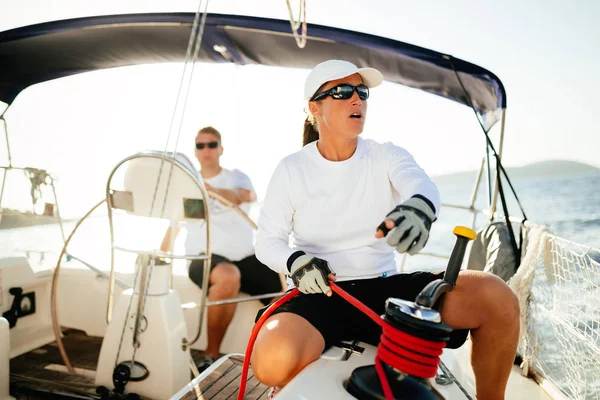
top-left (415, 226), bottom-right (476, 309)
top-left (443, 226), bottom-right (477, 287)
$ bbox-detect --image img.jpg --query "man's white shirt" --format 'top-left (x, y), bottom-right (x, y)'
top-left (184, 168), bottom-right (256, 261)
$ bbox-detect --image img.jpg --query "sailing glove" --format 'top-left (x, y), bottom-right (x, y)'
top-left (377, 196), bottom-right (436, 255)
top-left (287, 251), bottom-right (335, 295)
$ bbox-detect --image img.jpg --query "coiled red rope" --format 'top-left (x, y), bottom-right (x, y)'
top-left (237, 283), bottom-right (446, 400)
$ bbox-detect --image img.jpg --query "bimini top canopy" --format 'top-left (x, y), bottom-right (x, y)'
top-left (0, 13), bottom-right (506, 130)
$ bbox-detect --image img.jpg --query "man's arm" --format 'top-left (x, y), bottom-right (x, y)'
top-left (204, 183), bottom-right (256, 205)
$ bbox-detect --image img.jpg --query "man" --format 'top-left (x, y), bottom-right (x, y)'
top-left (161, 126), bottom-right (283, 371)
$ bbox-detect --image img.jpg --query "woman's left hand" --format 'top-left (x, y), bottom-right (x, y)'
top-left (375, 196), bottom-right (435, 255)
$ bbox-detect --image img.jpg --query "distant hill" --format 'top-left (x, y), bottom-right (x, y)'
top-left (432, 160), bottom-right (600, 184)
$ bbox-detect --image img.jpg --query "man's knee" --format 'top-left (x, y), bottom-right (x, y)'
top-left (211, 262), bottom-right (241, 282)
top-left (210, 262), bottom-right (241, 293)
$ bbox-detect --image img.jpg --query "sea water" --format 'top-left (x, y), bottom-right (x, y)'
top-left (386, 172), bottom-right (600, 275)
top-left (2, 171), bottom-right (598, 267)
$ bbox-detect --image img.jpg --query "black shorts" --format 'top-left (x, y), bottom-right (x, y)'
top-left (189, 254), bottom-right (283, 305)
top-left (256, 271), bottom-right (468, 349)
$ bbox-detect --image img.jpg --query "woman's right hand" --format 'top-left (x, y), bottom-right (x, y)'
top-left (289, 254), bottom-right (336, 296)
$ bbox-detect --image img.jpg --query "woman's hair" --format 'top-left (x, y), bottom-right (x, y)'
top-left (302, 114), bottom-right (319, 147)
top-left (302, 84), bottom-right (325, 147)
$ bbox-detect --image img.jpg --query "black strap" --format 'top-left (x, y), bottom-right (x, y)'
top-left (412, 194), bottom-right (436, 215)
top-left (287, 250), bottom-right (307, 272)
top-left (447, 56), bottom-right (529, 271)
top-left (496, 157), bottom-right (521, 270)
top-left (495, 154), bottom-right (529, 220)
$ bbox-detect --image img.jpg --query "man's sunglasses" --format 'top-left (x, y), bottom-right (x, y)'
top-left (195, 141), bottom-right (219, 150)
top-left (310, 84), bottom-right (369, 102)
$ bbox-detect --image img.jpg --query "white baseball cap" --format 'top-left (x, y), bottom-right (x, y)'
top-left (304, 59), bottom-right (383, 100)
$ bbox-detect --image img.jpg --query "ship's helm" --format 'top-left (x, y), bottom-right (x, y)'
top-left (95, 151), bottom-right (211, 400)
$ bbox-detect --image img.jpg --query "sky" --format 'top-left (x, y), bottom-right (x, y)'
top-left (1, 0), bottom-right (599, 216)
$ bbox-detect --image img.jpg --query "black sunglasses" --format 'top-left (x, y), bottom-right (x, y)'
top-left (195, 141), bottom-right (219, 150)
top-left (310, 84), bottom-right (369, 102)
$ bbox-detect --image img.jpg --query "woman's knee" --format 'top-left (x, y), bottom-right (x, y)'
top-left (443, 271), bottom-right (519, 329)
top-left (251, 313), bottom-right (324, 386)
top-left (251, 331), bottom-right (299, 386)
top-left (472, 271), bottom-right (519, 324)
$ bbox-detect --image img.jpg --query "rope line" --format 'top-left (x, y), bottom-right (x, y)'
top-left (237, 283), bottom-right (449, 400)
top-left (285, 0), bottom-right (308, 48)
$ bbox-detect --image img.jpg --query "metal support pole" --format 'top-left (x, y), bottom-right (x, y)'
top-left (0, 169), bottom-right (7, 211)
top-left (489, 109), bottom-right (507, 220)
top-left (132, 260), bottom-right (149, 348)
top-left (189, 176), bottom-right (211, 346)
top-left (0, 117), bottom-right (11, 209)
top-left (1, 117), bottom-right (11, 168)
top-left (168, 219), bottom-right (178, 290)
top-left (49, 178), bottom-right (66, 243)
top-left (469, 157), bottom-right (486, 228)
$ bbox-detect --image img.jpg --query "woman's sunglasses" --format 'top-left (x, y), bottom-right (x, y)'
top-left (195, 141), bottom-right (219, 150)
top-left (310, 84), bottom-right (369, 102)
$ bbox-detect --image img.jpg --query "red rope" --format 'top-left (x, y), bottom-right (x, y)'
top-left (237, 283), bottom-right (446, 400)
top-left (238, 288), bottom-right (300, 400)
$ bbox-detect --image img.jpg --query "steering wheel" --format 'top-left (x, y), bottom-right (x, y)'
top-left (49, 188), bottom-right (285, 375)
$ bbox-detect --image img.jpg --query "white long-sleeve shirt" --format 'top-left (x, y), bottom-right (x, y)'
top-left (256, 137), bottom-right (440, 281)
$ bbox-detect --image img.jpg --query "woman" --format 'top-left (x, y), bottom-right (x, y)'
top-left (253, 60), bottom-right (519, 400)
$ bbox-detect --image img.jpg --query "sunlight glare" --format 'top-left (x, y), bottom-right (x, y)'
top-left (266, 319), bottom-right (280, 330)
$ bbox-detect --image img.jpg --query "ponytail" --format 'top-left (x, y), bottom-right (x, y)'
top-left (302, 116), bottom-right (319, 147)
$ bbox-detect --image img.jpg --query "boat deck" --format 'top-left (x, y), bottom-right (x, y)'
top-left (175, 356), bottom-right (270, 400)
top-left (10, 330), bottom-right (267, 399)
